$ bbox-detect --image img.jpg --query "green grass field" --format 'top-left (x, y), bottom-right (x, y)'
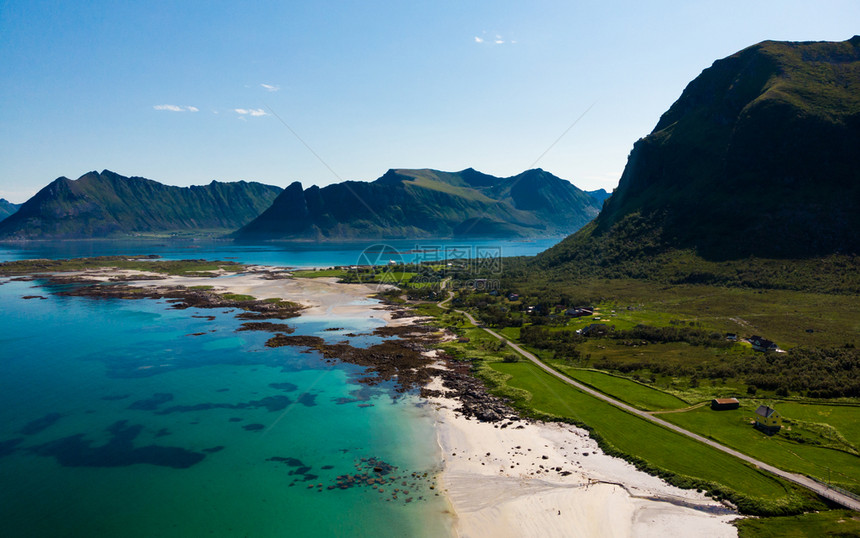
top-left (291, 268), bottom-right (348, 278)
top-left (661, 405), bottom-right (860, 491)
top-left (486, 360), bottom-right (800, 508)
top-left (736, 509), bottom-right (860, 537)
top-left (497, 326), bottom-right (521, 340)
top-left (411, 302), bottom-right (448, 318)
top-left (548, 365), bottom-right (690, 410)
top-left (778, 403), bottom-right (860, 447)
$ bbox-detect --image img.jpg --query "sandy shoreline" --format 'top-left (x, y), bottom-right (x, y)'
top-left (154, 272), bottom-right (411, 323)
top-left (62, 266), bottom-right (417, 326)
top-left (48, 266), bottom-right (740, 536)
top-left (427, 373), bottom-right (740, 537)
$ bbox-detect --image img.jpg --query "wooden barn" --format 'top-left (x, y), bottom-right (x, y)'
top-left (711, 398), bottom-right (740, 410)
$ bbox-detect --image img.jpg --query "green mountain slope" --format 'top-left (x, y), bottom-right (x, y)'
top-left (235, 168), bottom-right (600, 240)
top-left (0, 170), bottom-right (282, 239)
top-left (539, 36), bottom-right (860, 271)
top-left (0, 199), bottom-right (21, 222)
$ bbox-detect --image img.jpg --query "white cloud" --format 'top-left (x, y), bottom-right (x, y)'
top-left (234, 108), bottom-right (268, 117)
top-left (475, 32), bottom-right (514, 45)
top-left (153, 104), bottom-right (198, 112)
top-left (260, 83), bottom-right (280, 92)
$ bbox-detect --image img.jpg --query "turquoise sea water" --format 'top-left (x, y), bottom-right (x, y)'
top-left (0, 239), bottom-right (558, 537)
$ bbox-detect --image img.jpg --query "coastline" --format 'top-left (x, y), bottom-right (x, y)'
top-left (426, 375), bottom-right (741, 537)
top-left (10, 263), bottom-right (741, 536)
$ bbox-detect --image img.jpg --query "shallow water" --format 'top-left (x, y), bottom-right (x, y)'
top-left (0, 239), bottom-right (558, 536)
top-left (0, 281), bottom-right (447, 536)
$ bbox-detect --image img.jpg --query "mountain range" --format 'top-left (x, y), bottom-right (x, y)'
top-left (0, 199), bottom-right (20, 223)
top-left (0, 168), bottom-right (603, 241)
top-left (0, 170), bottom-right (282, 239)
top-left (539, 35), bottom-right (860, 270)
top-left (235, 167), bottom-right (601, 240)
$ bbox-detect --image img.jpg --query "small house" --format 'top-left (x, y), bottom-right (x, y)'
top-left (565, 307), bottom-right (593, 318)
top-left (754, 405), bottom-right (782, 434)
top-left (725, 333), bottom-right (738, 341)
top-left (579, 323), bottom-right (609, 337)
top-left (749, 336), bottom-right (778, 352)
top-left (458, 337), bottom-right (470, 343)
top-left (711, 398), bottom-right (740, 410)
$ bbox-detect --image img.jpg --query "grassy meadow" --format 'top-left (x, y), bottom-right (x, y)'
top-left (425, 271), bottom-right (859, 519)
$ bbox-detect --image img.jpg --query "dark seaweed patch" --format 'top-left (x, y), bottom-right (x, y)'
top-left (0, 438), bottom-right (24, 457)
top-left (20, 412), bottom-right (64, 435)
top-left (267, 456), bottom-right (318, 482)
top-left (296, 393), bottom-right (317, 407)
top-left (268, 382), bottom-right (298, 392)
top-left (268, 456), bottom-right (303, 466)
top-left (228, 417), bottom-right (243, 422)
top-left (154, 428), bottom-right (171, 438)
top-left (29, 420), bottom-right (205, 469)
top-left (243, 424), bottom-right (265, 432)
top-left (156, 395), bottom-right (292, 415)
top-left (101, 394), bottom-right (130, 401)
top-left (202, 446), bottom-right (225, 453)
top-left (335, 385), bottom-right (381, 405)
top-left (128, 393), bottom-right (174, 410)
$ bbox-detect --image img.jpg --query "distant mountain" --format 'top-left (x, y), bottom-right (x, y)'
top-left (235, 168), bottom-right (601, 240)
top-left (0, 199), bottom-right (21, 223)
top-left (586, 189), bottom-right (611, 205)
top-left (0, 170), bottom-right (282, 239)
top-left (539, 36), bottom-right (860, 269)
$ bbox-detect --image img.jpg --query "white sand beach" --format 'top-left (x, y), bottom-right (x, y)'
top-left (427, 377), bottom-right (740, 538)
top-left (67, 266), bottom-right (412, 325)
top-left (155, 272), bottom-right (406, 321)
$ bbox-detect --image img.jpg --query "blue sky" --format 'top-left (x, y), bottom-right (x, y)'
top-left (1, 0), bottom-right (857, 202)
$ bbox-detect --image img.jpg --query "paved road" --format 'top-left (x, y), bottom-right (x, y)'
top-left (438, 292), bottom-right (860, 511)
